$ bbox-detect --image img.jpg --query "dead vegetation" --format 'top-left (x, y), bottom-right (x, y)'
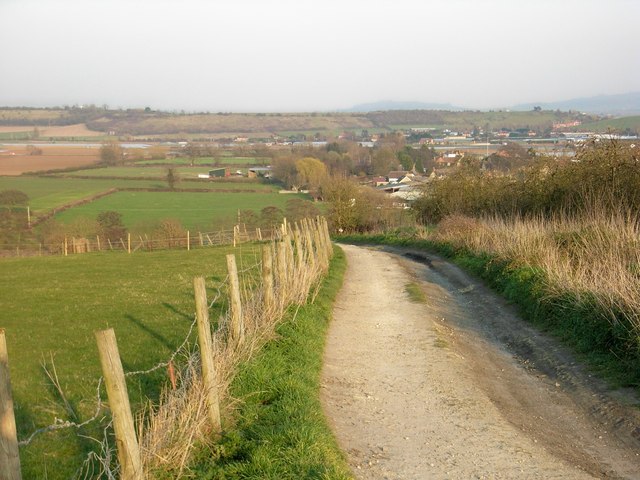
top-left (129, 218), bottom-right (333, 477)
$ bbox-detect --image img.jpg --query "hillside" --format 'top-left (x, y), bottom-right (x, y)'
top-left (512, 91), bottom-right (640, 115)
top-left (0, 107), bottom-right (589, 137)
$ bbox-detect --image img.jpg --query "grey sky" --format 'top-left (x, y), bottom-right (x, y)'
top-left (1, 0), bottom-right (638, 111)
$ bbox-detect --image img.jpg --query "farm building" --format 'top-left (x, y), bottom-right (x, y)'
top-left (248, 166), bottom-right (272, 178)
top-left (209, 168), bottom-right (229, 178)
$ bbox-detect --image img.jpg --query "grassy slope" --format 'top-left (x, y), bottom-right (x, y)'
top-left (577, 115), bottom-right (640, 132)
top-left (336, 233), bottom-right (640, 390)
top-left (0, 176), bottom-right (162, 212)
top-left (54, 190), bottom-right (310, 230)
top-left (188, 247), bottom-right (352, 479)
top-left (1, 246), bottom-right (261, 478)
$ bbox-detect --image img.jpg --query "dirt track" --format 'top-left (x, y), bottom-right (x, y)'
top-left (321, 244), bottom-right (640, 479)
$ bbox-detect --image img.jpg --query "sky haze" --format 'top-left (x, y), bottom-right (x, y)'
top-left (1, 0), bottom-right (638, 112)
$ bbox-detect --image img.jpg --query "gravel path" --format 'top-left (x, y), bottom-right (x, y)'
top-left (320, 244), bottom-right (640, 479)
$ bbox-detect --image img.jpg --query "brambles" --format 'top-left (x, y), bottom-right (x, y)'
top-left (413, 139), bottom-right (640, 223)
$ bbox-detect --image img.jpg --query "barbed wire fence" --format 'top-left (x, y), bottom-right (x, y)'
top-left (1, 224), bottom-right (281, 258)
top-left (1, 216), bottom-right (334, 480)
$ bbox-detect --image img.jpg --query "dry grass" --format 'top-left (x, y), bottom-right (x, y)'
top-left (432, 210), bottom-right (640, 338)
top-left (132, 218), bottom-right (333, 478)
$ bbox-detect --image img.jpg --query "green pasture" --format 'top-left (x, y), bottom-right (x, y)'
top-left (0, 177), bottom-right (161, 213)
top-left (0, 245), bottom-right (261, 478)
top-left (0, 176), bottom-right (279, 215)
top-left (0, 131), bottom-right (33, 140)
top-left (135, 156), bottom-right (270, 166)
top-left (61, 166), bottom-right (222, 179)
top-left (55, 190), bottom-right (310, 230)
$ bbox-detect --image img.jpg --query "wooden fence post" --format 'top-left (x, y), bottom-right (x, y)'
top-left (0, 329), bottom-right (22, 480)
top-left (262, 245), bottom-right (274, 311)
top-left (285, 237), bottom-right (295, 285)
top-left (256, 227), bottom-right (262, 241)
top-left (193, 277), bottom-right (222, 432)
top-left (95, 329), bottom-right (143, 480)
top-left (64, 236), bottom-right (68, 256)
top-left (302, 221), bottom-right (315, 268)
top-left (127, 233), bottom-right (131, 254)
top-left (187, 231), bottom-right (190, 251)
top-left (199, 232), bottom-right (204, 247)
top-left (96, 235), bottom-right (101, 251)
top-left (226, 254), bottom-right (244, 343)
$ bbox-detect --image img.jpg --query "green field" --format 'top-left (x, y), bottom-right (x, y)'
top-left (135, 156), bottom-right (270, 166)
top-left (1, 246), bottom-right (260, 478)
top-left (0, 177), bottom-right (161, 212)
top-left (60, 166), bottom-right (226, 179)
top-left (0, 131), bottom-right (32, 140)
top-left (0, 176), bottom-right (279, 215)
top-left (55, 190), bottom-right (309, 230)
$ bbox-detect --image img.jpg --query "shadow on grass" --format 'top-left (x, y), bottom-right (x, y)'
top-left (124, 313), bottom-right (177, 352)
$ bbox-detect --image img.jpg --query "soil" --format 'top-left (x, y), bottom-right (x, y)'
top-left (321, 244), bottom-right (640, 479)
top-left (0, 145), bottom-right (99, 175)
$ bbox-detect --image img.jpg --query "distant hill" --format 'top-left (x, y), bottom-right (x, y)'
top-left (345, 100), bottom-right (463, 112)
top-left (512, 92), bottom-right (640, 115)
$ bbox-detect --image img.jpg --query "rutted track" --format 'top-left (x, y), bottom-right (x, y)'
top-left (321, 244), bottom-right (640, 479)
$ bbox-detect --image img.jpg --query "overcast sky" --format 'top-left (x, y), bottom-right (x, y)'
top-left (1, 0), bottom-right (638, 112)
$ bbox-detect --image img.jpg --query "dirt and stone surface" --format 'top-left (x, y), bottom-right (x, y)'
top-left (321, 244), bottom-right (640, 479)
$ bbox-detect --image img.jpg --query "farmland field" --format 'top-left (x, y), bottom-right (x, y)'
top-left (135, 156), bottom-right (270, 166)
top-left (0, 176), bottom-right (280, 214)
top-left (54, 190), bottom-right (309, 230)
top-left (58, 165), bottom-right (272, 180)
top-left (61, 165), bottom-right (224, 179)
top-left (0, 177), bottom-right (162, 213)
top-left (0, 144), bottom-right (100, 175)
top-left (0, 245), bottom-right (259, 478)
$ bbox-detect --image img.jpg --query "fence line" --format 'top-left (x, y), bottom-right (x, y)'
top-left (2, 216), bottom-right (333, 479)
top-left (3, 225), bottom-right (285, 258)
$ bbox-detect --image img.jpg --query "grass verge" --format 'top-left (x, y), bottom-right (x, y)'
top-left (335, 232), bottom-right (640, 390)
top-left (186, 246), bottom-right (352, 479)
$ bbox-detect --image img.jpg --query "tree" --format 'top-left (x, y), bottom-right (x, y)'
top-left (285, 198), bottom-right (320, 222)
top-left (96, 211), bottom-right (127, 241)
top-left (0, 190), bottom-right (30, 247)
top-left (166, 167), bottom-right (180, 190)
top-left (0, 190), bottom-right (29, 206)
top-left (371, 148), bottom-right (398, 175)
top-left (397, 150), bottom-right (413, 171)
top-left (260, 206), bottom-right (284, 228)
top-left (100, 141), bottom-right (124, 166)
top-left (185, 142), bottom-right (202, 166)
top-left (295, 157), bottom-right (328, 196)
top-left (272, 156), bottom-right (299, 190)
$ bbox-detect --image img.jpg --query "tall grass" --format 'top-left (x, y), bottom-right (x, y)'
top-left (133, 219), bottom-right (334, 478)
top-left (433, 208), bottom-right (640, 359)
